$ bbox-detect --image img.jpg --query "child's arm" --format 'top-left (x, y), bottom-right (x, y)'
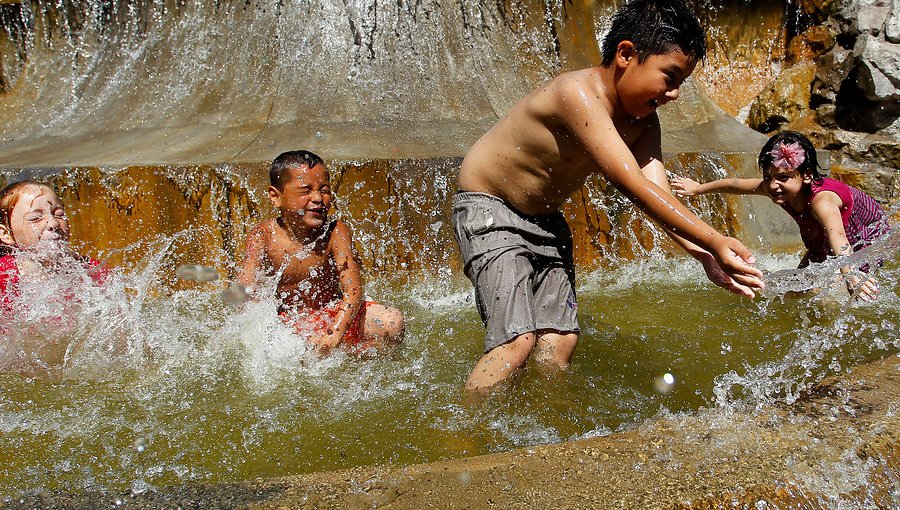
top-left (810, 192), bottom-right (879, 302)
top-left (557, 84), bottom-right (763, 290)
top-left (640, 160), bottom-right (758, 297)
top-left (237, 224), bottom-right (268, 293)
top-left (315, 220), bottom-right (364, 350)
top-left (671, 176), bottom-right (765, 197)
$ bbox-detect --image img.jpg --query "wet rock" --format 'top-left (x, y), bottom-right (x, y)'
top-left (796, 0), bottom-right (844, 18)
top-left (854, 34), bottom-right (900, 102)
top-left (887, 0), bottom-right (900, 42)
top-left (788, 25), bottom-right (838, 63)
top-left (855, 0), bottom-right (894, 35)
top-left (829, 157), bottom-right (898, 203)
top-left (812, 46), bottom-right (855, 105)
top-left (747, 61), bottom-right (817, 133)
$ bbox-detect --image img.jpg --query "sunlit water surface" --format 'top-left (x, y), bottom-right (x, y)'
top-left (1, 233), bottom-right (898, 498)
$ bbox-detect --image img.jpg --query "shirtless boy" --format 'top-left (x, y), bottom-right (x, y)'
top-left (239, 150), bottom-right (404, 354)
top-left (453, 0), bottom-right (764, 391)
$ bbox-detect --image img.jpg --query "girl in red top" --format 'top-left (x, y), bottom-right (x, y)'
top-left (672, 131), bottom-right (890, 302)
top-left (0, 180), bottom-right (106, 312)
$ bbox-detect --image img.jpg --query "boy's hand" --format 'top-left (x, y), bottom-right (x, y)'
top-left (695, 250), bottom-right (758, 298)
top-left (846, 275), bottom-right (879, 302)
top-left (309, 332), bottom-right (343, 353)
top-left (709, 236), bottom-right (765, 293)
top-left (670, 175), bottom-right (701, 197)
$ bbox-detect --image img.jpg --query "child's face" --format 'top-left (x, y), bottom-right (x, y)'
top-left (0, 185), bottom-right (70, 250)
top-left (268, 164), bottom-right (333, 229)
top-left (762, 165), bottom-right (810, 208)
top-left (616, 44), bottom-right (697, 119)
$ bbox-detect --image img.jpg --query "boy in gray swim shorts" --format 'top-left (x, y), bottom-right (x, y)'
top-left (452, 0), bottom-right (764, 392)
top-left (452, 192), bottom-right (579, 353)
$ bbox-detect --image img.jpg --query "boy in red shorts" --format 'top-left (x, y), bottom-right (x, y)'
top-left (239, 150), bottom-right (404, 354)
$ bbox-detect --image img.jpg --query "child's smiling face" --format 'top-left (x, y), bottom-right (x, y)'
top-left (617, 45), bottom-right (697, 119)
top-left (268, 163), bottom-right (333, 230)
top-left (0, 184), bottom-right (70, 251)
top-left (762, 165), bottom-right (810, 209)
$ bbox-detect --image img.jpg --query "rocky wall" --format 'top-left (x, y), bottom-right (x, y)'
top-left (747, 0), bottom-right (900, 204)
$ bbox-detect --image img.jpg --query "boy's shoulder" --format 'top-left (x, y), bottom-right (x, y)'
top-left (249, 217), bottom-right (281, 235)
top-left (541, 67), bottom-right (615, 120)
top-left (542, 67), bottom-right (605, 97)
top-left (325, 218), bottom-right (349, 239)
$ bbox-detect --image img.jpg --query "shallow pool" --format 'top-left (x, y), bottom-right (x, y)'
top-left (2, 244), bottom-right (897, 498)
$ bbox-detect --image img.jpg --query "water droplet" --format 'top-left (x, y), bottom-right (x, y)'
top-left (175, 264), bottom-right (218, 282)
top-left (653, 372), bottom-right (675, 393)
top-left (221, 283), bottom-right (251, 306)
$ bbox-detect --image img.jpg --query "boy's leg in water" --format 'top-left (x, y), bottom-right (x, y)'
top-left (534, 330), bottom-right (578, 367)
top-left (465, 332), bottom-right (536, 391)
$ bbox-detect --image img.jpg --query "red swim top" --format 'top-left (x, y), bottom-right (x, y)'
top-left (780, 178), bottom-right (891, 264)
top-left (0, 254), bottom-right (107, 312)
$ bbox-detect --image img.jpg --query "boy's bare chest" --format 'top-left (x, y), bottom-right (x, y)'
top-left (264, 234), bottom-right (333, 282)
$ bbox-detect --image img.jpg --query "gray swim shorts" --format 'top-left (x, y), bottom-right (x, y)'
top-left (451, 191), bottom-right (579, 353)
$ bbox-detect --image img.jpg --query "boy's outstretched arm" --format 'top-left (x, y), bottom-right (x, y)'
top-left (558, 81), bottom-right (763, 289)
top-left (315, 220), bottom-right (364, 350)
top-left (640, 159), bottom-right (759, 297)
top-left (237, 223), bottom-right (268, 292)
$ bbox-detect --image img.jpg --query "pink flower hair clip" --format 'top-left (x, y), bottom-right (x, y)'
top-left (770, 142), bottom-right (806, 171)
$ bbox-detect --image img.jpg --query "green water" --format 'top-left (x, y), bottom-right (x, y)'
top-left (1, 255), bottom-right (897, 498)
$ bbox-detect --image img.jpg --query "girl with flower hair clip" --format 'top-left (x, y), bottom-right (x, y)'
top-left (672, 131), bottom-right (891, 302)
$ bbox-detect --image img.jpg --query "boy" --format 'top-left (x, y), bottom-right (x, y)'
top-left (453, 0), bottom-right (765, 391)
top-left (239, 150), bottom-right (404, 354)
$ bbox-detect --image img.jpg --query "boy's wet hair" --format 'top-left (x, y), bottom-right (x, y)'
top-left (758, 131), bottom-right (823, 182)
top-left (270, 150), bottom-right (326, 190)
top-left (600, 0), bottom-right (706, 66)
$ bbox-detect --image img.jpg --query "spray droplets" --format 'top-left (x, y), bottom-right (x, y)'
top-left (654, 372), bottom-right (676, 394)
top-left (175, 264), bottom-right (219, 283)
top-left (220, 283), bottom-right (252, 306)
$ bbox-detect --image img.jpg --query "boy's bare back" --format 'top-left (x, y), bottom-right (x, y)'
top-left (459, 63), bottom-right (672, 216)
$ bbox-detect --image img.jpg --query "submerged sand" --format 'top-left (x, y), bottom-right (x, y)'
top-left (4, 354), bottom-right (897, 509)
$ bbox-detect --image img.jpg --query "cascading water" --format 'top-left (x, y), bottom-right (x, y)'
top-left (0, 0), bottom-right (897, 506)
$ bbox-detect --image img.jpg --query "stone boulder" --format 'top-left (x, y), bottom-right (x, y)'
top-left (747, 61), bottom-right (817, 133)
top-left (812, 46), bottom-right (855, 114)
top-left (887, 0), bottom-right (900, 42)
top-left (854, 0), bottom-right (894, 35)
top-left (854, 33), bottom-right (900, 103)
top-left (806, 32), bottom-right (900, 134)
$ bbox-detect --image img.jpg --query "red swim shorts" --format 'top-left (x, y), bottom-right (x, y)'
top-left (279, 300), bottom-right (376, 350)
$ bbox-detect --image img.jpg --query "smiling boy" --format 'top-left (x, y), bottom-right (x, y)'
top-left (453, 0), bottom-right (765, 391)
top-left (239, 150), bottom-right (404, 354)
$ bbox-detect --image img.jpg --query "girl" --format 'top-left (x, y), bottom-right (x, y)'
top-left (0, 180), bottom-right (112, 376)
top-left (0, 180), bottom-right (106, 311)
top-left (672, 131), bottom-right (890, 302)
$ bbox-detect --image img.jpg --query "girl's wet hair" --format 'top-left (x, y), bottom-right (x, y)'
top-left (270, 150), bottom-right (326, 190)
top-left (600, 0), bottom-right (707, 67)
top-left (758, 131), bottom-right (823, 182)
top-left (0, 180), bottom-right (50, 255)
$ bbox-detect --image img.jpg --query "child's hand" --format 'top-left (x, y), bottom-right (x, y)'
top-left (309, 332), bottom-right (343, 353)
top-left (695, 250), bottom-right (758, 298)
top-left (846, 275), bottom-right (879, 302)
top-left (710, 236), bottom-right (765, 293)
top-left (670, 175), bottom-right (701, 197)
